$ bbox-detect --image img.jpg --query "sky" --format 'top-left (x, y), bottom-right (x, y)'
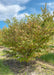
top-left (0, 0), bottom-right (54, 29)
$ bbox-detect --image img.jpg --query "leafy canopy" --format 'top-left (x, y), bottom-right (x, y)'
top-left (2, 4), bottom-right (54, 62)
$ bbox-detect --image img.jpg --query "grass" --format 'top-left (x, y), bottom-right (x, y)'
top-left (49, 43), bottom-right (54, 48)
top-left (0, 44), bottom-right (54, 75)
top-left (39, 41), bottom-right (54, 65)
top-left (0, 48), bottom-right (14, 75)
top-left (39, 53), bottom-right (54, 65)
top-left (0, 59), bottom-right (14, 75)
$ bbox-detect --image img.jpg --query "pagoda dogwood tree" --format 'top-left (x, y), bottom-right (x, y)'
top-left (2, 5), bottom-right (54, 62)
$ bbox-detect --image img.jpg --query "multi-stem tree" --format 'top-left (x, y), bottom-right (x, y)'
top-left (0, 29), bottom-right (2, 46)
top-left (2, 5), bottom-right (54, 62)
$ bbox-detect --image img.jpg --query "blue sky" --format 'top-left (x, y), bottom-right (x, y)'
top-left (0, 0), bottom-right (54, 29)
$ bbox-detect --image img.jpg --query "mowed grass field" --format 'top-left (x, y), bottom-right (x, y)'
top-left (39, 53), bottom-right (54, 65)
top-left (39, 38), bottom-right (54, 65)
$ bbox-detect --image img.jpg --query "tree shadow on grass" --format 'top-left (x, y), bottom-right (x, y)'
top-left (3, 59), bottom-right (36, 75)
top-left (0, 59), bottom-right (14, 75)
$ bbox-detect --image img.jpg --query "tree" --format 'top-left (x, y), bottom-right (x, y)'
top-left (2, 5), bottom-right (54, 62)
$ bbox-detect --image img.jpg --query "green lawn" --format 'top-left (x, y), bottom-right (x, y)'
top-left (0, 48), bottom-right (14, 75)
top-left (0, 59), bottom-right (14, 75)
top-left (0, 45), bottom-right (54, 75)
top-left (39, 53), bottom-right (54, 65)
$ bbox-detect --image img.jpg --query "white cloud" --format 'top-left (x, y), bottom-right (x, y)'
top-left (40, 3), bottom-right (45, 5)
top-left (40, 2), bottom-right (54, 6)
top-left (47, 3), bottom-right (54, 15)
top-left (40, 2), bottom-right (54, 14)
top-left (0, 3), bottom-right (29, 21)
top-left (0, 0), bottom-right (30, 5)
top-left (0, 0), bottom-right (30, 21)
top-left (15, 13), bottom-right (29, 20)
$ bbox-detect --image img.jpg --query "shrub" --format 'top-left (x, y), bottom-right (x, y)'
top-left (0, 29), bottom-right (2, 46)
top-left (2, 5), bottom-right (54, 62)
